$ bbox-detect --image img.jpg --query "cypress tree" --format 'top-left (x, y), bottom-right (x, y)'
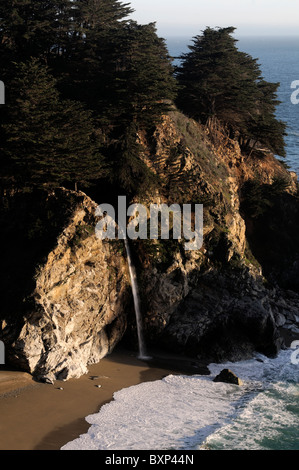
top-left (176, 27), bottom-right (286, 157)
top-left (2, 58), bottom-right (105, 189)
top-left (101, 21), bottom-right (177, 193)
top-left (0, 1), bottom-right (178, 196)
top-left (109, 122), bottom-right (157, 195)
top-left (54, 0), bottom-right (134, 105)
top-left (0, 0), bottom-right (73, 61)
top-left (107, 21), bottom-right (177, 126)
top-left (248, 80), bottom-right (286, 156)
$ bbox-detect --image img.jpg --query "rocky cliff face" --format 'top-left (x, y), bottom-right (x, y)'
top-left (0, 189), bottom-right (130, 382)
top-left (1, 111), bottom-right (299, 381)
top-left (133, 111), bottom-right (299, 360)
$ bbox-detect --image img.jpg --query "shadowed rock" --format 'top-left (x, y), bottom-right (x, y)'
top-left (213, 369), bottom-right (243, 386)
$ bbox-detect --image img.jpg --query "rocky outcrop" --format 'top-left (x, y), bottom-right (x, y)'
top-left (213, 369), bottom-right (243, 386)
top-left (151, 267), bottom-right (284, 362)
top-left (0, 189), bottom-right (130, 382)
top-left (134, 111), bottom-right (299, 360)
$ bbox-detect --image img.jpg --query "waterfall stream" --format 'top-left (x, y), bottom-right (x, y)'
top-left (124, 239), bottom-right (150, 360)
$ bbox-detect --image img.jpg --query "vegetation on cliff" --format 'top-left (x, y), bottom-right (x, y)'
top-left (0, 1), bottom-right (287, 196)
top-left (1, 0), bottom-right (298, 300)
top-left (175, 27), bottom-right (286, 157)
top-left (2, 58), bottom-right (105, 188)
top-left (0, 0), bottom-right (176, 192)
top-left (1, 1), bottom-right (299, 374)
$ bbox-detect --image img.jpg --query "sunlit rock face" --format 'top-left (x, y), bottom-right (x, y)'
top-left (0, 188), bottom-right (130, 382)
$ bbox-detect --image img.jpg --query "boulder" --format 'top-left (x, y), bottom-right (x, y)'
top-left (213, 369), bottom-right (243, 386)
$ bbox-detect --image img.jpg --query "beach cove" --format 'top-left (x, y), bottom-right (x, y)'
top-left (0, 349), bottom-right (169, 450)
top-left (0, 348), bottom-right (207, 451)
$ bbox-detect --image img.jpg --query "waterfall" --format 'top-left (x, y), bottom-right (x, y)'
top-left (124, 239), bottom-right (150, 360)
top-left (0, 340), bottom-right (5, 365)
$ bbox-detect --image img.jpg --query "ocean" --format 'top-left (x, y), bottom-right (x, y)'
top-left (62, 350), bottom-right (299, 450)
top-left (62, 37), bottom-right (299, 452)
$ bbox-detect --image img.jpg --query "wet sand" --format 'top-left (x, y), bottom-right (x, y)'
top-left (0, 348), bottom-right (208, 451)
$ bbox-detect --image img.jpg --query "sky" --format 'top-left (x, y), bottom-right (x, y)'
top-left (129, 0), bottom-right (299, 38)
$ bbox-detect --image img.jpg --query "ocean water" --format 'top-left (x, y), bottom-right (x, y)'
top-left (167, 36), bottom-right (299, 175)
top-left (62, 349), bottom-right (299, 451)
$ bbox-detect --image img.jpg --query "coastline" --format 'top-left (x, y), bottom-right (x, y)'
top-left (0, 336), bottom-right (296, 451)
top-left (0, 347), bottom-right (208, 451)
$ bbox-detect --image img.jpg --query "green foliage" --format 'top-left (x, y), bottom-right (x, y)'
top-left (138, 238), bottom-right (181, 271)
top-left (0, 5), bottom-right (287, 199)
top-left (2, 58), bottom-right (105, 188)
top-left (241, 177), bottom-right (291, 219)
top-left (248, 80), bottom-right (286, 156)
top-left (107, 122), bottom-right (159, 195)
top-left (0, 0), bottom-right (74, 64)
top-left (64, 19), bottom-right (177, 127)
top-left (175, 27), bottom-right (286, 157)
top-left (105, 21), bottom-right (177, 126)
top-left (0, 0), bottom-right (177, 196)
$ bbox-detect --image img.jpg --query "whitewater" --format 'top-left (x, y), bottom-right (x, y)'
top-left (62, 348), bottom-right (299, 451)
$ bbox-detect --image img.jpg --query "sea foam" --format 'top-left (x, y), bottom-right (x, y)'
top-left (61, 349), bottom-right (298, 451)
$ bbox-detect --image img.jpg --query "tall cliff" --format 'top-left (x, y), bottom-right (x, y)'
top-left (1, 111), bottom-right (299, 381)
top-left (0, 189), bottom-right (130, 381)
top-left (133, 111), bottom-right (299, 361)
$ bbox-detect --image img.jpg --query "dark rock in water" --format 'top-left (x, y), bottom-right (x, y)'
top-left (158, 267), bottom-right (290, 364)
top-left (213, 369), bottom-right (243, 386)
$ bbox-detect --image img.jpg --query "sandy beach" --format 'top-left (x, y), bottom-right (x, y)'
top-left (0, 347), bottom-right (208, 451)
top-left (2, 338), bottom-right (294, 452)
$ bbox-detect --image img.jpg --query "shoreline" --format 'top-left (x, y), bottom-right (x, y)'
top-left (0, 335), bottom-right (295, 451)
top-left (0, 347), bottom-right (208, 451)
